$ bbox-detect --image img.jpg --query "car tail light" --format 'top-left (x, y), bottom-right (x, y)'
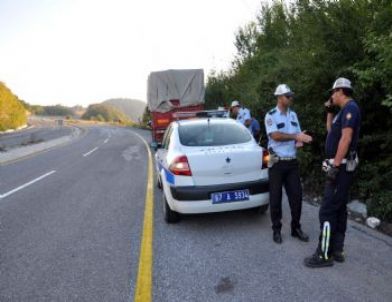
top-left (262, 149), bottom-right (269, 169)
top-left (169, 155), bottom-right (192, 176)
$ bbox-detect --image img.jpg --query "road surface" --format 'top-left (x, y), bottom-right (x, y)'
top-left (0, 125), bottom-right (391, 301)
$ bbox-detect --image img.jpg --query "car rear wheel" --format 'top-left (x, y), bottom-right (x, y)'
top-left (162, 194), bottom-right (180, 223)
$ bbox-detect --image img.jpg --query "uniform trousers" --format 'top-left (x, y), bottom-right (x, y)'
top-left (268, 159), bottom-right (302, 232)
top-left (318, 166), bottom-right (354, 254)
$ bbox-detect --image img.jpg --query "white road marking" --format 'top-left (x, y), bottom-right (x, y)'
top-left (83, 147), bottom-right (98, 157)
top-left (0, 170), bottom-right (56, 199)
top-left (104, 138), bottom-right (109, 144)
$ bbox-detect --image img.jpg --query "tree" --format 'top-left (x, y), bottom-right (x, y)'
top-left (82, 103), bottom-right (129, 123)
top-left (205, 0), bottom-right (392, 221)
top-left (0, 82), bottom-right (27, 131)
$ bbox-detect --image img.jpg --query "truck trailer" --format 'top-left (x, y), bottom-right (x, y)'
top-left (147, 69), bottom-right (205, 144)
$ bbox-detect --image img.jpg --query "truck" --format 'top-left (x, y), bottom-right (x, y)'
top-left (147, 69), bottom-right (205, 145)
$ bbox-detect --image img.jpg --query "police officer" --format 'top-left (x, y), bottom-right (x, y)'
top-left (304, 78), bottom-right (361, 267)
top-left (230, 100), bottom-right (252, 127)
top-left (249, 117), bottom-right (261, 142)
top-left (265, 84), bottom-right (313, 244)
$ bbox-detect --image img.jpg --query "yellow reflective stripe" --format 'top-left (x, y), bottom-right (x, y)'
top-left (321, 221), bottom-right (331, 260)
top-left (133, 132), bottom-right (154, 302)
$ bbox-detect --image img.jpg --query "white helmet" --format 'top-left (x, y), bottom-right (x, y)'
top-left (274, 84), bottom-right (294, 96)
top-left (231, 100), bottom-right (240, 107)
top-left (331, 77), bottom-right (353, 91)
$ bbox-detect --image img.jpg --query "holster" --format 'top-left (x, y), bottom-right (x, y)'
top-left (346, 150), bottom-right (359, 172)
top-left (268, 148), bottom-right (279, 168)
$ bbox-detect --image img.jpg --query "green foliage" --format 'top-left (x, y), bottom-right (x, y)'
top-left (82, 103), bottom-right (130, 123)
top-left (141, 106), bottom-right (151, 125)
top-left (21, 101), bottom-right (74, 116)
top-left (0, 82), bottom-right (27, 131)
top-left (367, 191), bottom-right (392, 222)
top-left (103, 98), bottom-right (146, 123)
top-left (40, 105), bottom-right (73, 116)
top-left (205, 0), bottom-right (392, 221)
top-left (31, 106), bottom-right (45, 115)
top-left (20, 100), bottom-right (41, 115)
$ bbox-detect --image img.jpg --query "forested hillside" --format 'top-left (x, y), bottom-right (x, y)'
top-left (21, 102), bottom-right (75, 116)
top-left (0, 82), bottom-right (27, 131)
top-left (81, 103), bottom-right (130, 123)
top-left (103, 98), bottom-right (146, 123)
top-left (205, 0), bottom-right (392, 221)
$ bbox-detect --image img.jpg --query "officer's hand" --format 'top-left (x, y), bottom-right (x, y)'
top-left (326, 165), bottom-right (339, 181)
top-left (296, 131), bottom-right (313, 144)
top-left (325, 98), bottom-right (334, 113)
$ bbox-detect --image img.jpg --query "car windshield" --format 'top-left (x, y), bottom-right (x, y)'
top-left (178, 121), bottom-right (252, 146)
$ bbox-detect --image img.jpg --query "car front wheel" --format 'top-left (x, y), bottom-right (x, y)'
top-left (162, 194), bottom-right (180, 223)
top-left (157, 174), bottom-right (162, 190)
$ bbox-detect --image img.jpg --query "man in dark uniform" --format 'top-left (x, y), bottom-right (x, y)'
top-left (265, 84), bottom-right (313, 244)
top-left (304, 77), bottom-right (361, 267)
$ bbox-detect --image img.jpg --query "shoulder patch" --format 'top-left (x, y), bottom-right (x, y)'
top-left (267, 118), bottom-right (273, 126)
top-left (268, 109), bottom-right (277, 115)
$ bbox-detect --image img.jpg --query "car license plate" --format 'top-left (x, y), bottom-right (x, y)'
top-left (211, 189), bottom-right (249, 204)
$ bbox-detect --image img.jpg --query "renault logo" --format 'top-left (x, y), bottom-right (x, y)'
top-left (225, 157), bottom-right (231, 163)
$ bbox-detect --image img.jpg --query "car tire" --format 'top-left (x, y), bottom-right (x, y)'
top-left (163, 194), bottom-right (180, 223)
top-left (250, 204), bottom-right (269, 215)
top-left (157, 174), bottom-right (162, 190)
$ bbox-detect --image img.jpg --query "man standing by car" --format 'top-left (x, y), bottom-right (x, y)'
top-left (265, 84), bottom-right (313, 244)
top-left (231, 100), bottom-right (252, 127)
top-left (249, 117), bottom-right (261, 142)
top-left (304, 78), bottom-right (361, 267)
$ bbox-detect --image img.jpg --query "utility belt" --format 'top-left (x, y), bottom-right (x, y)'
top-left (324, 151), bottom-right (359, 172)
top-left (279, 157), bottom-right (296, 161)
top-left (326, 159), bottom-right (347, 165)
top-left (268, 150), bottom-right (296, 168)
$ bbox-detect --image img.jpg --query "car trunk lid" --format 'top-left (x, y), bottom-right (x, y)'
top-left (183, 144), bottom-right (264, 186)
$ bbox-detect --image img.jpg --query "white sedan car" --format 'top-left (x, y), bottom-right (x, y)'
top-left (155, 118), bottom-right (269, 223)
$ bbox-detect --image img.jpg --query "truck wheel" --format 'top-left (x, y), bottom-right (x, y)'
top-left (163, 194), bottom-right (180, 223)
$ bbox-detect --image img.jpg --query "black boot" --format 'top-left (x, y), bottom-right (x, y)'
top-left (273, 231), bottom-right (282, 244)
top-left (291, 228), bottom-right (309, 242)
top-left (332, 251), bottom-right (345, 263)
top-left (304, 250), bottom-right (334, 268)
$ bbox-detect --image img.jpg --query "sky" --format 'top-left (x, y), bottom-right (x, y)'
top-left (0, 0), bottom-right (265, 107)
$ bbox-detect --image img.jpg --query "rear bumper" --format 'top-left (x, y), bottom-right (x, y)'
top-left (171, 192), bottom-right (269, 214)
top-left (170, 179), bottom-right (269, 201)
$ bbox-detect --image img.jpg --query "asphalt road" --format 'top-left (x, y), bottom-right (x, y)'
top-left (0, 125), bottom-right (391, 302)
top-left (0, 126), bottom-right (148, 301)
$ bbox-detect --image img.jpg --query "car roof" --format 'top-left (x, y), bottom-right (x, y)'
top-left (176, 118), bottom-right (238, 127)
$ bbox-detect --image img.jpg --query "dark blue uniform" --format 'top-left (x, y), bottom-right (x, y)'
top-left (319, 99), bottom-right (361, 255)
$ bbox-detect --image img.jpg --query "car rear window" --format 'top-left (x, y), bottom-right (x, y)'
top-left (178, 122), bottom-right (252, 146)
